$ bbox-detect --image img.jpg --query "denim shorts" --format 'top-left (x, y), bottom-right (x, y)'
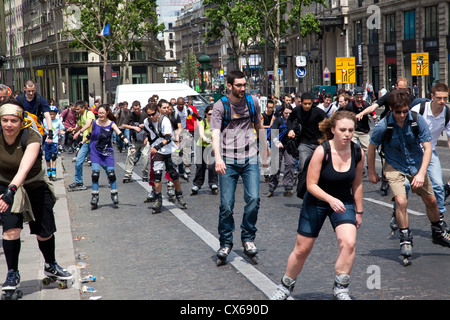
top-left (297, 192), bottom-right (356, 238)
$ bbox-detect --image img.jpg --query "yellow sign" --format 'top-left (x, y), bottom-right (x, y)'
top-left (335, 57), bottom-right (356, 84)
top-left (411, 52), bottom-right (429, 76)
top-left (37, 70), bottom-right (44, 77)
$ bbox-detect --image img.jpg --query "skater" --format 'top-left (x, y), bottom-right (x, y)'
top-left (83, 104), bottom-right (132, 209)
top-left (122, 100), bottom-right (150, 183)
top-left (191, 105), bottom-right (218, 195)
top-left (271, 111), bottom-right (364, 300)
top-left (43, 106), bottom-right (65, 181)
top-left (210, 70), bottom-right (269, 265)
top-left (68, 100), bottom-right (95, 191)
top-left (367, 89), bottom-right (450, 266)
top-left (16, 80), bottom-right (54, 144)
top-left (267, 105), bottom-right (296, 197)
top-left (410, 83), bottom-right (450, 223)
top-left (0, 101), bottom-right (72, 295)
top-left (146, 102), bottom-right (186, 213)
top-left (60, 103), bottom-right (78, 153)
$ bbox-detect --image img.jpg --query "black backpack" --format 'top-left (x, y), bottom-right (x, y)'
top-left (296, 140), bottom-right (362, 199)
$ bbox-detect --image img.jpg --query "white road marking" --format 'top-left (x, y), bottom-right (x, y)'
top-left (364, 198), bottom-right (425, 216)
top-left (117, 162), bottom-right (286, 299)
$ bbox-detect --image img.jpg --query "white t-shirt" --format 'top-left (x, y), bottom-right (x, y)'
top-left (317, 102), bottom-right (337, 118)
top-left (150, 116), bottom-right (177, 155)
top-left (411, 101), bottom-right (450, 149)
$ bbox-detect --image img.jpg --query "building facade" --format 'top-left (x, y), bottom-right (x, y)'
top-left (0, 0), bottom-right (172, 106)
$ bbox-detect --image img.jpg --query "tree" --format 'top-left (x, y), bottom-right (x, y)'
top-left (63, 0), bottom-right (164, 101)
top-left (203, 0), bottom-right (257, 71)
top-left (179, 48), bottom-right (199, 88)
top-left (203, 0), bottom-right (325, 97)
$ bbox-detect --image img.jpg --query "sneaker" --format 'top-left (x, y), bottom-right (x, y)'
top-left (445, 184), bottom-right (450, 200)
top-left (284, 189), bottom-right (294, 197)
top-left (180, 173), bottom-right (189, 181)
top-left (243, 241), bottom-right (258, 255)
top-left (217, 246), bottom-right (231, 259)
top-left (44, 262), bottom-right (72, 280)
top-left (2, 270), bottom-right (20, 290)
top-left (267, 190), bottom-right (274, 198)
top-left (68, 182), bottom-right (85, 189)
top-left (191, 186), bottom-right (199, 195)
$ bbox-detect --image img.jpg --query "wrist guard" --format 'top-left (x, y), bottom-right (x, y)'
top-left (2, 184), bottom-right (17, 205)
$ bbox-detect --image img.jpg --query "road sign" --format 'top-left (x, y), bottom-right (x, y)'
top-left (323, 67), bottom-right (330, 81)
top-left (411, 52), bottom-right (429, 76)
top-left (296, 67), bottom-right (306, 78)
top-left (335, 57), bottom-right (356, 84)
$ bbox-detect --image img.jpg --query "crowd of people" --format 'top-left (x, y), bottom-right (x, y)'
top-left (1, 73), bottom-right (450, 300)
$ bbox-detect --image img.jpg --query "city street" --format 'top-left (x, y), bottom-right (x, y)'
top-left (63, 138), bottom-right (450, 301)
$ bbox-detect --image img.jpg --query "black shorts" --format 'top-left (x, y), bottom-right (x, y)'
top-left (0, 183), bottom-right (57, 238)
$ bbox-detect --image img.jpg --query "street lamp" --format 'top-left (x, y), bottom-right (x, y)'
top-left (233, 0), bottom-right (292, 96)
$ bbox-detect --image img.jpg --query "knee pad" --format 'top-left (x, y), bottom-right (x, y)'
top-left (107, 170), bottom-right (116, 183)
top-left (166, 158), bottom-right (179, 181)
top-left (51, 153), bottom-right (57, 162)
top-left (92, 170), bottom-right (100, 183)
top-left (154, 170), bottom-right (163, 183)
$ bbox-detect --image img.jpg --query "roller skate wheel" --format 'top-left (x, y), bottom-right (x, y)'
top-left (42, 277), bottom-right (54, 286)
top-left (216, 258), bottom-right (226, 266)
top-left (58, 281), bottom-right (67, 289)
top-left (402, 258), bottom-right (411, 266)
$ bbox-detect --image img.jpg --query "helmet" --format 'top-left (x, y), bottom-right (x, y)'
top-left (49, 105), bottom-right (58, 113)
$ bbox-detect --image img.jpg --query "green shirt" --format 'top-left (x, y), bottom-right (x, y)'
top-left (78, 110), bottom-right (96, 141)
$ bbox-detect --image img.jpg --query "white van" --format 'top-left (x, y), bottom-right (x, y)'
top-left (114, 83), bottom-right (210, 116)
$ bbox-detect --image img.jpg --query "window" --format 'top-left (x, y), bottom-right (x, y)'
top-left (425, 6), bottom-right (438, 38)
top-left (404, 10), bottom-right (416, 40)
top-left (354, 20), bottom-right (362, 45)
top-left (385, 14), bottom-right (396, 42)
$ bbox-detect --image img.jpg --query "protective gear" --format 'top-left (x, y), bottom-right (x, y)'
top-left (1, 184), bottom-right (17, 205)
top-left (154, 170), bottom-right (163, 183)
top-left (91, 170), bottom-right (100, 183)
top-left (107, 170), bottom-right (116, 183)
top-left (49, 105), bottom-right (58, 113)
top-left (51, 153), bottom-right (57, 162)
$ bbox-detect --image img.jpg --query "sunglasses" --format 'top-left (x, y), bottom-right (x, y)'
top-left (207, 113), bottom-right (213, 116)
top-left (394, 110), bottom-right (409, 115)
top-left (147, 112), bottom-right (157, 117)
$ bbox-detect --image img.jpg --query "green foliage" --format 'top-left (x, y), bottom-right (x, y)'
top-left (179, 48), bottom-right (199, 84)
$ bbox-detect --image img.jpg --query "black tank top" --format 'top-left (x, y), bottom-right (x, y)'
top-left (316, 142), bottom-right (357, 204)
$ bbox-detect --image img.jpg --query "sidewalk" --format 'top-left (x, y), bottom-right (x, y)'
top-left (0, 157), bottom-right (80, 300)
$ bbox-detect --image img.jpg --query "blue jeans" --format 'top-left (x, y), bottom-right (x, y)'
top-left (75, 142), bottom-right (90, 184)
top-left (91, 162), bottom-right (117, 191)
top-left (428, 150), bottom-right (446, 215)
top-left (218, 156), bottom-right (260, 248)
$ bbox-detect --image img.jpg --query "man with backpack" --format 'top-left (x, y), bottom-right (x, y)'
top-left (210, 70), bottom-right (269, 265)
top-left (122, 100), bottom-right (150, 183)
top-left (16, 80), bottom-right (54, 144)
top-left (367, 89), bottom-right (450, 265)
top-left (411, 82), bottom-right (450, 223)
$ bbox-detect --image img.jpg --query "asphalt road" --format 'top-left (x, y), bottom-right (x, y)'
top-left (63, 137), bottom-right (450, 301)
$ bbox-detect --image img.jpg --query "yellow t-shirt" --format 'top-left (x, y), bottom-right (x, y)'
top-left (78, 110), bottom-right (96, 141)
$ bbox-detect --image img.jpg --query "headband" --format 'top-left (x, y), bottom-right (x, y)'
top-left (0, 103), bottom-right (33, 130)
top-left (0, 103), bottom-right (24, 120)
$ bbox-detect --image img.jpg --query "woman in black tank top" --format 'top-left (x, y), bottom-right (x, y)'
top-left (271, 111), bottom-right (365, 300)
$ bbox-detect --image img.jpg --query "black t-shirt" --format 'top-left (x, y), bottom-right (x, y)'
top-left (287, 106), bottom-right (327, 145)
top-left (262, 112), bottom-right (272, 127)
top-left (344, 101), bottom-right (371, 133)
